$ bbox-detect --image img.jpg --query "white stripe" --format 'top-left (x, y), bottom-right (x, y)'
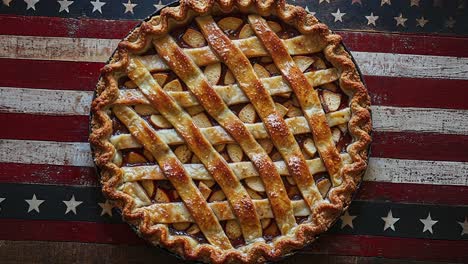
top-left (0, 87), bottom-right (92, 116)
top-left (372, 106), bottom-right (468, 135)
top-left (0, 140), bottom-right (93, 167)
top-left (0, 35), bottom-right (118, 63)
top-left (0, 35), bottom-right (467, 80)
top-left (352, 51), bottom-right (468, 80)
top-left (2, 87), bottom-right (467, 135)
top-left (364, 158), bottom-right (468, 186)
top-left (1, 139), bottom-right (466, 186)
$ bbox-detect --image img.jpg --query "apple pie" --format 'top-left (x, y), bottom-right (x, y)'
top-left (89, 0), bottom-right (372, 262)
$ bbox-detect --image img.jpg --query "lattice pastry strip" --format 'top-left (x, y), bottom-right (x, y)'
top-left (89, 1), bottom-right (372, 262)
top-left (127, 57), bottom-right (263, 243)
top-left (248, 15), bottom-right (344, 186)
top-left (138, 35), bottom-right (326, 72)
top-left (114, 68), bottom-right (339, 107)
top-left (121, 153), bottom-right (352, 183)
top-left (152, 35), bottom-right (296, 235)
top-left (111, 105), bottom-right (231, 249)
top-left (139, 199), bottom-right (311, 224)
top-left (110, 108), bottom-right (350, 150)
top-left (196, 15), bottom-right (323, 209)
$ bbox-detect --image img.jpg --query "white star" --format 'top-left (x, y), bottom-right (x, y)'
top-left (394, 13), bottom-right (408, 27)
top-left (3, 0), bottom-right (13, 6)
top-left (98, 200), bottom-right (113, 217)
top-left (319, 0), bottom-right (330, 3)
top-left (381, 0), bottom-right (391, 6)
top-left (445, 17), bottom-right (456, 28)
top-left (331, 9), bottom-right (345, 23)
top-left (153, 0), bottom-right (164, 11)
top-left (410, 0), bottom-right (419, 6)
top-left (25, 194), bottom-right (44, 213)
top-left (365, 12), bottom-right (379, 26)
top-left (63, 195), bottom-right (83, 215)
top-left (416, 16), bottom-right (428, 27)
top-left (0, 197), bottom-right (5, 211)
top-left (381, 210), bottom-right (399, 231)
top-left (458, 218), bottom-right (468, 236)
top-left (340, 211), bottom-right (357, 229)
top-left (419, 213), bottom-right (438, 234)
top-left (24, 0), bottom-right (39, 10)
top-left (57, 0), bottom-right (73, 13)
top-left (90, 0), bottom-right (105, 13)
top-left (123, 0), bottom-right (136, 14)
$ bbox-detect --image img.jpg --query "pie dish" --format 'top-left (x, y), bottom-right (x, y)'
top-left (89, 0), bottom-right (372, 262)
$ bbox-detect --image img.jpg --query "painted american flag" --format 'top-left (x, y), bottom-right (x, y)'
top-left (0, 0), bottom-right (467, 263)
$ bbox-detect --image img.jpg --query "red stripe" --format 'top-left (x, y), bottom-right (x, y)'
top-left (0, 114), bottom-right (90, 142)
top-left (339, 31), bottom-right (468, 57)
top-left (355, 182), bottom-right (468, 206)
top-left (0, 219), bottom-right (143, 244)
top-left (307, 234), bottom-right (468, 263)
top-left (1, 15), bottom-right (467, 57)
top-left (1, 219), bottom-right (465, 262)
top-left (0, 163), bottom-right (98, 186)
top-left (0, 15), bottom-right (137, 39)
top-left (0, 59), bottom-right (102, 91)
top-left (1, 163), bottom-right (467, 206)
top-left (372, 132), bottom-right (468, 162)
top-left (365, 76), bottom-right (468, 110)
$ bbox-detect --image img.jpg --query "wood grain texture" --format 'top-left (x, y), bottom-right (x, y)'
top-left (0, 35), bottom-right (467, 79)
top-left (0, 59), bottom-right (103, 91)
top-left (0, 35), bottom-right (118, 62)
top-left (365, 158), bottom-right (468, 186)
top-left (0, 240), bottom-right (451, 264)
top-left (372, 106), bottom-right (468, 135)
top-left (0, 219), bottom-right (466, 262)
top-left (2, 87), bottom-right (467, 135)
top-left (1, 59), bottom-right (467, 110)
top-left (0, 140), bottom-right (92, 167)
top-left (3, 114), bottom-right (467, 162)
top-left (352, 51), bottom-right (468, 80)
top-left (2, 15), bottom-right (467, 57)
top-left (0, 87), bottom-right (92, 115)
top-left (1, 139), bottom-right (467, 187)
top-left (1, 163), bottom-right (467, 205)
top-left (364, 76), bottom-right (468, 110)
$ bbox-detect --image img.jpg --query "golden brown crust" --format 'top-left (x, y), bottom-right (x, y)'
top-left (112, 105), bottom-right (231, 249)
top-left (153, 35), bottom-right (296, 235)
top-left (247, 15), bottom-right (344, 187)
top-left (195, 15), bottom-right (323, 212)
top-left (128, 56), bottom-right (263, 243)
top-left (89, 0), bottom-right (372, 263)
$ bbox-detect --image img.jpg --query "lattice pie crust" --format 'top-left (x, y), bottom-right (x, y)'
top-left (89, 0), bottom-right (372, 262)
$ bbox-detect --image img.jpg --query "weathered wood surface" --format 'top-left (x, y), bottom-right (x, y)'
top-left (0, 240), bottom-right (451, 264)
top-left (1, 35), bottom-right (467, 80)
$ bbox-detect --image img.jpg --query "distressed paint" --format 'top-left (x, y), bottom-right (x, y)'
top-left (365, 158), bottom-right (468, 186)
top-left (0, 140), bottom-right (93, 167)
top-left (2, 87), bottom-right (467, 135)
top-left (0, 35), bottom-right (467, 80)
top-left (372, 106), bottom-right (468, 135)
top-left (0, 87), bottom-right (92, 115)
top-left (0, 35), bottom-right (118, 63)
top-left (1, 139), bottom-right (466, 187)
top-left (352, 51), bottom-right (468, 80)
top-left (2, 15), bottom-right (468, 57)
